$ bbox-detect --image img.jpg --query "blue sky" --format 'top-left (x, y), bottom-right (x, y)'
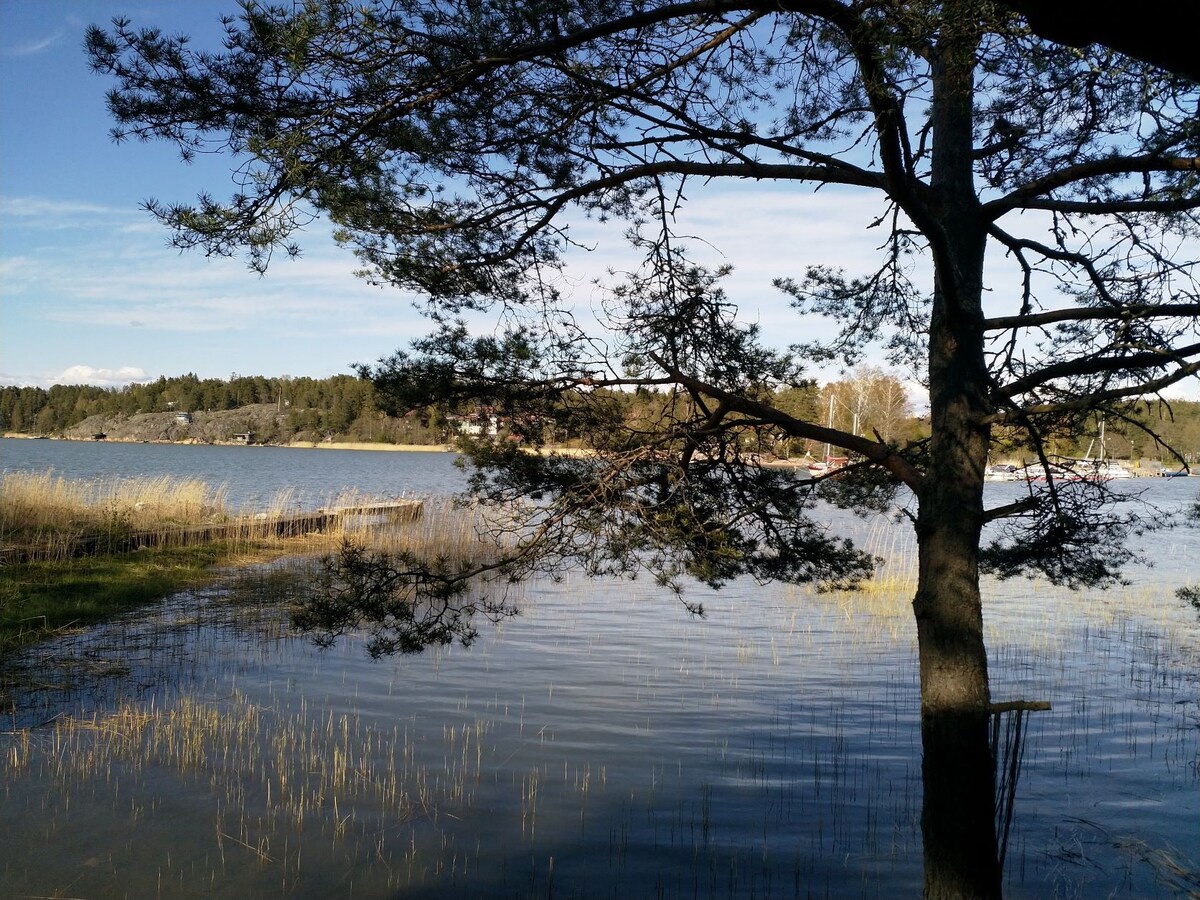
top-left (1, 1), bottom-right (439, 388)
top-left (3, 3), bottom-right (1194, 404)
top-left (0, 1), bottom-right (916, 392)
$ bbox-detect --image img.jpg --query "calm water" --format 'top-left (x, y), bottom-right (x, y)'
top-left (1, 440), bottom-right (1197, 898)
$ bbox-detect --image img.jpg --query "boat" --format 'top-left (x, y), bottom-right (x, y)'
top-left (1020, 458), bottom-right (1133, 482)
top-left (1075, 420), bottom-right (1134, 479)
top-left (1083, 459), bottom-right (1133, 480)
top-left (985, 463), bottom-right (1019, 482)
top-left (1019, 463), bottom-right (1079, 482)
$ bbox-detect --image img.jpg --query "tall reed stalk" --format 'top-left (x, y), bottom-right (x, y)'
top-left (0, 470), bottom-right (232, 561)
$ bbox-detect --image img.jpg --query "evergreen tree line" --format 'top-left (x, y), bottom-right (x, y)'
top-left (3, 372), bottom-right (1198, 461)
top-left (0, 374), bottom-right (445, 445)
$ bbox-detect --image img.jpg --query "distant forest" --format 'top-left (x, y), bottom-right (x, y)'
top-left (3, 372), bottom-right (1200, 462)
top-left (0, 373), bottom-right (447, 445)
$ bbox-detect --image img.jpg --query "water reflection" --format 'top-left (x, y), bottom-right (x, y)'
top-left (2, 562), bottom-right (1197, 898)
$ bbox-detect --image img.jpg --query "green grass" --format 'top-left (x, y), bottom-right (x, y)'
top-left (0, 542), bottom-right (281, 651)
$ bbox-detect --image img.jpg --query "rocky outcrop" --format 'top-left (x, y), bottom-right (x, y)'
top-left (60, 404), bottom-right (291, 445)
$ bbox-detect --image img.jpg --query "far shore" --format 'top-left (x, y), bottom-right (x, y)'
top-left (2, 432), bottom-right (455, 453)
top-left (285, 440), bottom-right (455, 452)
top-left (3, 433), bottom-right (1178, 474)
top-left (0, 434), bottom-right (796, 464)
top-left (2, 433), bottom-right (592, 457)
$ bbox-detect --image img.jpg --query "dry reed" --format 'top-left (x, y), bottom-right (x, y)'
top-left (0, 471), bottom-right (433, 562)
top-left (1, 469), bottom-right (232, 560)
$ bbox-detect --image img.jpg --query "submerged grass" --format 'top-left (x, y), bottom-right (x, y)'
top-left (0, 527), bottom-right (1195, 897)
top-left (0, 471), bottom-right (435, 653)
top-left (0, 542), bottom-right (310, 652)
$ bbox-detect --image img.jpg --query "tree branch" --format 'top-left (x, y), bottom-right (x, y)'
top-left (1020, 197), bottom-right (1200, 215)
top-left (986, 302), bottom-right (1200, 331)
top-left (983, 497), bottom-right (1040, 524)
top-left (996, 342), bottom-right (1200, 400)
top-left (984, 153), bottom-right (1200, 218)
top-left (986, 358), bottom-right (1200, 422)
top-left (648, 353), bottom-right (925, 489)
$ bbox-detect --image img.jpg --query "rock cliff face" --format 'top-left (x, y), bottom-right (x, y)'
top-left (61, 404), bottom-right (292, 445)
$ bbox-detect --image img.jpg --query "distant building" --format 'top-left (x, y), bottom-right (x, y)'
top-left (232, 432), bottom-right (254, 444)
top-left (453, 407), bottom-right (502, 437)
top-left (174, 412), bottom-right (193, 424)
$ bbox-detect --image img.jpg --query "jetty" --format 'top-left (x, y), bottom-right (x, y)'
top-left (1, 499), bottom-right (423, 564)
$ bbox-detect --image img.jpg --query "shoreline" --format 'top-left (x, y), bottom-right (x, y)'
top-left (3, 433), bottom-right (1183, 475)
top-left (284, 440), bottom-right (454, 452)
top-left (2, 432), bottom-right (454, 453)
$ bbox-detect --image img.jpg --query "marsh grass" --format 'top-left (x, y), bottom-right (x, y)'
top-left (1, 491), bottom-right (1194, 897)
top-left (3, 686), bottom-right (499, 894)
top-left (789, 512), bottom-right (1200, 658)
top-left (785, 518), bottom-right (918, 640)
top-left (0, 472), bottom-right (435, 651)
top-left (1, 469), bottom-right (232, 560)
top-left (340, 494), bottom-right (507, 560)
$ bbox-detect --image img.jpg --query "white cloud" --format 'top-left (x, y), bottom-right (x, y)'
top-left (1, 203), bottom-right (417, 339)
top-left (52, 365), bottom-right (151, 387)
top-left (1160, 380), bottom-right (1200, 402)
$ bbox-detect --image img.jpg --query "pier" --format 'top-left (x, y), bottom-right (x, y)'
top-left (0, 499), bottom-right (423, 564)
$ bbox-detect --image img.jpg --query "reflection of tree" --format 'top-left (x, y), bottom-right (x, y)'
top-left (990, 700), bottom-right (1049, 871)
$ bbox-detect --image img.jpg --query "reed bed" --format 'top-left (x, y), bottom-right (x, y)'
top-left (783, 510), bottom-right (1200, 662)
top-left (1, 468), bottom-right (229, 529)
top-left (1, 469), bottom-right (232, 561)
top-left (343, 494), bottom-right (506, 562)
top-left (0, 473), bottom-right (439, 653)
top-left (0, 471), bottom-right (434, 564)
top-left (3, 686), bottom-right (501, 894)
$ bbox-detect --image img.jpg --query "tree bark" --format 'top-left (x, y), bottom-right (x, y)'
top-left (914, 486), bottom-right (999, 899)
top-left (914, 16), bottom-right (1002, 899)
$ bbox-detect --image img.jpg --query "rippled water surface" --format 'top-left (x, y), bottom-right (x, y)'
top-left (1, 440), bottom-right (1197, 898)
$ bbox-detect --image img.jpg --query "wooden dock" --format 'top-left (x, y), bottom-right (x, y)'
top-left (1, 499), bottom-right (423, 564)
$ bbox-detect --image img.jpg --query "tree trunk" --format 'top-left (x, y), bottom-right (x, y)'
top-left (915, 17), bottom-right (1002, 899)
top-left (914, 480), bottom-right (999, 899)
top-left (916, 308), bottom-right (1001, 899)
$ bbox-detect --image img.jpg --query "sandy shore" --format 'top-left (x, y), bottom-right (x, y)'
top-left (284, 441), bottom-right (455, 452)
top-left (0, 433), bottom-right (455, 453)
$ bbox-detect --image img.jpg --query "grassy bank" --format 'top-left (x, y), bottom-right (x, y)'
top-left (0, 471), bottom-right (349, 652)
top-left (0, 543), bottom-right (293, 650)
top-left (0, 469), bottom-right (516, 657)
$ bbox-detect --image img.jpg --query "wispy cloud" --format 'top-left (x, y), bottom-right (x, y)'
top-left (2, 203), bottom-right (414, 337)
top-left (2, 30), bottom-right (64, 57)
top-left (1, 195), bottom-right (140, 227)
